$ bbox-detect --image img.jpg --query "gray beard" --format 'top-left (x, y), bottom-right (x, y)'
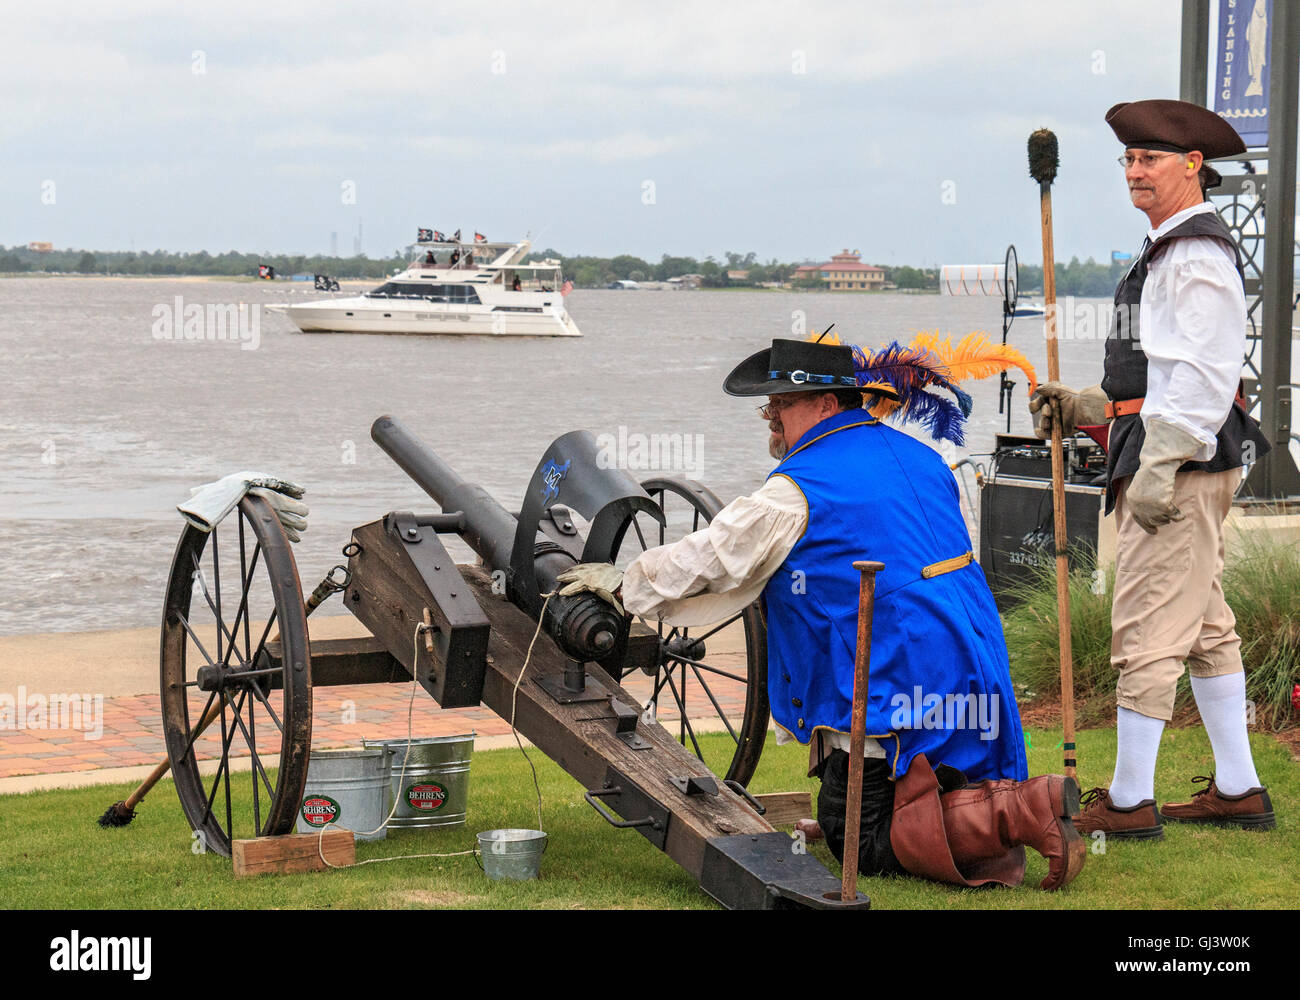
top-left (769, 433), bottom-right (788, 460)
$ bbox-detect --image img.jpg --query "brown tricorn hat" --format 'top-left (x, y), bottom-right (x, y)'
top-left (1105, 99), bottom-right (1246, 159)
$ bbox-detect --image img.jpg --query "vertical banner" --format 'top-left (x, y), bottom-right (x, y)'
top-left (1214, 0), bottom-right (1270, 147)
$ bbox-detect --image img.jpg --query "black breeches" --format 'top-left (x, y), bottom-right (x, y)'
top-left (816, 750), bottom-right (906, 877)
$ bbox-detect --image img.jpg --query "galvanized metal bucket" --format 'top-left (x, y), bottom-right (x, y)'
top-left (362, 733), bottom-right (475, 830)
top-left (476, 829), bottom-right (547, 881)
top-left (295, 747), bottom-right (388, 842)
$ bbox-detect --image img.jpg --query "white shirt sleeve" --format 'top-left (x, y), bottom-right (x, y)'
top-left (621, 473), bottom-right (807, 627)
top-left (1139, 234), bottom-right (1246, 462)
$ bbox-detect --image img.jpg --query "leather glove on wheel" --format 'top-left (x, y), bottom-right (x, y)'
top-left (1028, 383), bottom-right (1108, 439)
top-left (178, 471), bottom-right (308, 541)
top-left (247, 487), bottom-right (310, 542)
top-left (555, 562), bottom-right (625, 615)
top-left (1124, 419), bottom-right (1202, 535)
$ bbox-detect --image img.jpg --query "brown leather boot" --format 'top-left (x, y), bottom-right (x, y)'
top-left (889, 754), bottom-right (1085, 891)
top-left (941, 775), bottom-right (1087, 891)
top-left (1160, 776), bottom-right (1276, 830)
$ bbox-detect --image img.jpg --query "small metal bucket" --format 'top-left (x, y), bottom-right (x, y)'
top-left (363, 733), bottom-right (474, 830)
top-left (295, 747), bottom-right (388, 842)
top-left (476, 829), bottom-right (547, 881)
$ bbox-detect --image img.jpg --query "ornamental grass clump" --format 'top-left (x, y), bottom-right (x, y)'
top-left (999, 548), bottom-right (1117, 727)
top-left (1000, 534), bottom-right (1300, 732)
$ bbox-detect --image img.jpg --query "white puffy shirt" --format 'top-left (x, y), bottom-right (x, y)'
top-left (1138, 201), bottom-right (1249, 462)
top-left (622, 472), bottom-right (884, 763)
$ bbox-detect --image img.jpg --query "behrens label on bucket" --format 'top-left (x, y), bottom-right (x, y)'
top-left (301, 795), bottom-right (340, 826)
top-left (406, 783), bottom-right (447, 811)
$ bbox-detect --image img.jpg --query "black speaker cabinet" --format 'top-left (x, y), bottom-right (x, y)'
top-left (978, 475), bottom-right (1114, 611)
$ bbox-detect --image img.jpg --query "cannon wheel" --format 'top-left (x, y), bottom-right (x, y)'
top-left (160, 495), bottom-right (312, 858)
top-left (615, 477), bottom-right (769, 786)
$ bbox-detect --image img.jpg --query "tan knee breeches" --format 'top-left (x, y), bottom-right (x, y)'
top-left (1111, 466), bottom-right (1244, 721)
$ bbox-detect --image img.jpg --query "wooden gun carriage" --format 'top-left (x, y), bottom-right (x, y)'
top-left (158, 415), bottom-right (868, 909)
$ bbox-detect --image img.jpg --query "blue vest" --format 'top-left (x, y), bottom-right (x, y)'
top-left (763, 409), bottom-right (1027, 782)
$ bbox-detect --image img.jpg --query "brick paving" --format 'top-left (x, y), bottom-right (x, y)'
top-left (0, 656), bottom-right (753, 780)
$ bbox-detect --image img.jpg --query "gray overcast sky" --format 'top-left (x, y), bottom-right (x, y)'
top-left (0, 0), bottom-right (1249, 265)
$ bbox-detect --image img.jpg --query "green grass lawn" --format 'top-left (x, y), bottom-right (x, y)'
top-left (1, 728), bottom-right (1295, 909)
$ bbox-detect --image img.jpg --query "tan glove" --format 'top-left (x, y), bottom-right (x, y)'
top-left (1124, 419), bottom-right (1202, 535)
top-left (247, 487), bottom-right (310, 542)
top-left (555, 563), bottom-right (625, 615)
top-left (1028, 383), bottom-right (1109, 439)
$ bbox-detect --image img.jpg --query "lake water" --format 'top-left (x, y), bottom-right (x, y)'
top-left (1, 277), bottom-right (1117, 635)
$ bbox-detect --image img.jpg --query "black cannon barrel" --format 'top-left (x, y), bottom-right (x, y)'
top-left (372, 415), bottom-right (517, 572)
top-left (372, 415), bottom-right (621, 661)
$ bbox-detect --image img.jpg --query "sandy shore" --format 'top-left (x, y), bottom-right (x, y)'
top-left (0, 613), bottom-right (379, 700)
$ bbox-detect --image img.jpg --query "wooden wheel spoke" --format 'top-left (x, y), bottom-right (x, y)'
top-left (665, 652), bottom-right (747, 684)
top-left (189, 553), bottom-right (248, 670)
top-left (200, 691), bottom-right (241, 829)
top-left (222, 690), bottom-right (273, 820)
top-left (220, 542), bottom-right (263, 672)
top-left (686, 662), bottom-right (739, 743)
top-left (692, 613), bottom-right (743, 645)
top-left (179, 691), bottom-right (219, 759)
top-left (212, 526), bottom-right (223, 665)
top-left (246, 678), bottom-right (285, 734)
top-left (175, 610), bottom-right (218, 671)
top-left (664, 671), bottom-right (704, 760)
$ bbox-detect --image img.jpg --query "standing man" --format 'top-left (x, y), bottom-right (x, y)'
top-left (561, 337), bottom-right (1086, 891)
top-left (1030, 100), bottom-right (1275, 837)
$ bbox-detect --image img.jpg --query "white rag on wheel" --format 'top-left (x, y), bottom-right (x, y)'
top-left (176, 471), bottom-right (309, 542)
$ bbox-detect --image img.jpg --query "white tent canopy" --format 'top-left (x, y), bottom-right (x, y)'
top-left (939, 263), bottom-right (1006, 296)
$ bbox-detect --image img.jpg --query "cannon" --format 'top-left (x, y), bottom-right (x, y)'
top-left (157, 415), bottom-right (867, 909)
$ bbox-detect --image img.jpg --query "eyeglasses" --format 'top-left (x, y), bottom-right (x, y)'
top-left (757, 397), bottom-right (799, 420)
top-left (1117, 152), bottom-right (1182, 170)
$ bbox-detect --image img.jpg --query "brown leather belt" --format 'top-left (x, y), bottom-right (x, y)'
top-left (1105, 383), bottom-right (1249, 421)
top-left (1104, 397), bottom-right (1143, 419)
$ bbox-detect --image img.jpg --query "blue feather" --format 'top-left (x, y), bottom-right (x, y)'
top-left (852, 340), bottom-right (971, 443)
top-left (896, 389), bottom-right (967, 446)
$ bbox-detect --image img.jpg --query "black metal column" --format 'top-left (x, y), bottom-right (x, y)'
top-left (1242, 0), bottom-right (1300, 500)
top-left (1179, 0), bottom-right (1210, 103)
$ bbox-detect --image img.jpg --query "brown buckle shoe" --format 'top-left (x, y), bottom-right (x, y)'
top-left (1075, 787), bottom-right (1164, 840)
top-left (1160, 776), bottom-right (1275, 830)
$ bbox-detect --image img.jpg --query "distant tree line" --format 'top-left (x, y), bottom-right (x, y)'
top-left (0, 245), bottom-right (407, 279)
top-left (0, 243), bottom-right (1132, 296)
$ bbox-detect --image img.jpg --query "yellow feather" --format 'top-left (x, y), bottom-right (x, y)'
top-left (807, 329), bottom-right (842, 345)
top-left (910, 330), bottom-right (1038, 395)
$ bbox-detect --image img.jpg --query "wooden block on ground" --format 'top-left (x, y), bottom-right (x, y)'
top-left (233, 830), bottom-right (355, 877)
top-left (754, 791), bottom-right (813, 827)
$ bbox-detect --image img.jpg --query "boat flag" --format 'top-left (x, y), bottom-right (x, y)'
top-left (432, 230), bottom-right (446, 242)
top-left (474, 232), bottom-right (487, 243)
top-left (561, 280), bottom-right (574, 297)
top-left (452, 229), bottom-right (462, 243)
top-left (417, 227), bottom-right (434, 243)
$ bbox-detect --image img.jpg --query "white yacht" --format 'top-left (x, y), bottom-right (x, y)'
top-left (273, 237), bottom-right (581, 337)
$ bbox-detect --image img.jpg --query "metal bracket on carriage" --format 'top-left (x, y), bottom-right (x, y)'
top-left (609, 696), bottom-right (651, 750)
top-left (670, 774), bottom-right (719, 797)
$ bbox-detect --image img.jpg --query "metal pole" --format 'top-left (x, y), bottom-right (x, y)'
top-left (1252, 0), bottom-right (1300, 498)
top-left (1179, 0), bottom-right (1210, 104)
